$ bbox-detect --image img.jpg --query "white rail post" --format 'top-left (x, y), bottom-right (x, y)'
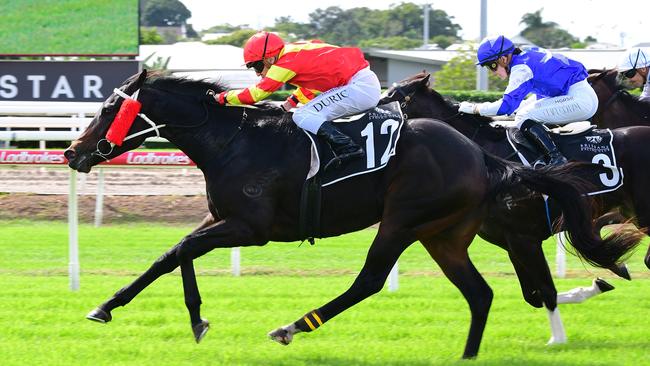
top-left (94, 168), bottom-right (104, 227)
top-left (231, 247), bottom-right (241, 276)
top-left (387, 260), bottom-right (399, 292)
top-left (39, 127), bottom-right (46, 150)
top-left (555, 232), bottom-right (567, 278)
top-left (68, 170), bottom-right (80, 291)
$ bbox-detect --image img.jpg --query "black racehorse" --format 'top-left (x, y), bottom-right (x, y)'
top-left (65, 70), bottom-right (641, 359)
top-left (588, 68), bottom-right (650, 128)
top-left (380, 72), bottom-right (650, 284)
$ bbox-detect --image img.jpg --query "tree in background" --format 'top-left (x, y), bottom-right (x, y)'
top-left (203, 24), bottom-right (248, 34)
top-left (206, 29), bottom-right (257, 47)
top-left (140, 28), bottom-right (164, 44)
top-left (434, 51), bottom-right (507, 91)
top-left (358, 37), bottom-right (421, 50)
top-left (431, 35), bottom-right (457, 49)
top-left (520, 9), bottom-right (577, 48)
top-left (272, 16), bottom-right (314, 41)
top-left (571, 35), bottom-right (598, 49)
top-left (142, 0), bottom-right (191, 27)
top-left (267, 3), bottom-right (460, 49)
top-left (307, 6), bottom-right (375, 45)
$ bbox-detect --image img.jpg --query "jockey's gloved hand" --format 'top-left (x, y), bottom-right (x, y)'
top-left (458, 101), bottom-right (478, 114)
top-left (281, 100), bottom-right (293, 112)
top-left (215, 91), bottom-right (227, 105)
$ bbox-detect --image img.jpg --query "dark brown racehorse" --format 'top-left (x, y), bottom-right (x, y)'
top-left (588, 68), bottom-right (650, 128)
top-left (64, 70), bottom-right (641, 359)
top-left (379, 72), bottom-right (650, 293)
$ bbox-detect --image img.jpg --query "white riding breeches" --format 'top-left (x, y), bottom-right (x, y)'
top-left (515, 80), bottom-right (599, 128)
top-left (292, 68), bottom-right (382, 134)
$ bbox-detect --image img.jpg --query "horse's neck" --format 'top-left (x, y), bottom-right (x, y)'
top-left (449, 115), bottom-right (508, 153)
top-left (152, 107), bottom-right (244, 169)
top-left (446, 114), bottom-right (484, 139)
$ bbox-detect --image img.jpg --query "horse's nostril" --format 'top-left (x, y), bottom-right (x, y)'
top-left (64, 149), bottom-right (76, 161)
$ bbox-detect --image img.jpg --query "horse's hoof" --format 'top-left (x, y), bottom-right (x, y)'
top-left (594, 278), bottom-right (615, 293)
top-left (268, 327), bottom-right (293, 345)
top-left (609, 263), bottom-right (631, 281)
top-left (86, 308), bottom-right (112, 323)
top-left (644, 256), bottom-right (650, 270)
top-left (192, 319), bottom-right (210, 343)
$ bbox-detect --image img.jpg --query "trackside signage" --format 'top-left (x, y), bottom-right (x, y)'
top-left (0, 61), bottom-right (139, 102)
top-left (0, 150), bottom-right (195, 166)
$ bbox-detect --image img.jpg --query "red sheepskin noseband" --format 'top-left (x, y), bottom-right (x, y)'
top-left (106, 97), bottom-right (142, 146)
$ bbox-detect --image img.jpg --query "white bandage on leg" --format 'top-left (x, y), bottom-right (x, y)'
top-left (546, 308), bottom-right (567, 345)
top-left (557, 279), bottom-right (601, 304)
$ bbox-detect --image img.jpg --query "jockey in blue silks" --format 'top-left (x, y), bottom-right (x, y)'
top-left (458, 35), bottom-right (599, 166)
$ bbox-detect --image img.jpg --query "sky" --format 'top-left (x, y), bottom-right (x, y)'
top-left (180, 0), bottom-right (648, 48)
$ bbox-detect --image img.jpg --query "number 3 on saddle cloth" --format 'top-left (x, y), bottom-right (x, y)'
top-left (299, 101), bottom-right (405, 243)
top-left (505, 124), bottom-right (625, 230)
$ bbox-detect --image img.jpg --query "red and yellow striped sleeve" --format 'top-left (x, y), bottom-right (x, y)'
top-left (223, 65), bottom-right (296, 106)
top-left (287, 87), bottom-right (319, 106)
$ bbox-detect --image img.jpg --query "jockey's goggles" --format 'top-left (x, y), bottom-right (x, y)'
top-left (622, 68), bottom-right (637, 79)
top-left (481, 60), bottom-right (499, 72)
top-left (246, 60), bottom-right (265, 74)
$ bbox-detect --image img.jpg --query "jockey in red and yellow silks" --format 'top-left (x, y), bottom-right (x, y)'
top-left (220, 40), bottom-right (369, 108)
top-left (214, 31), bottom-right (381, 169)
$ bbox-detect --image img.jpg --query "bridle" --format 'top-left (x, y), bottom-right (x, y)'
top-left (92, 87), bottom-right (217, 161)
top-left (92, 88), bottom-right (167, 161)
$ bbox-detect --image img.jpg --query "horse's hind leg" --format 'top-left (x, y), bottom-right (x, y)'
top-left (421, 235), bottom-right (492, 359)
top-left (268, 226), bottom-right (412, 346)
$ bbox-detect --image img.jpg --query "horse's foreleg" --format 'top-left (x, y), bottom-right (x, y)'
top-left (87, 214), bottom-right (220, 324)
top-left (174, 218), bottom-right (258, 343)
top-left (268, 228), bottom-right (411, 346)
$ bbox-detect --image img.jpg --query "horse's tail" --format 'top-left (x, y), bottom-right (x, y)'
top-left (483, 152), bottom-right (643, 268)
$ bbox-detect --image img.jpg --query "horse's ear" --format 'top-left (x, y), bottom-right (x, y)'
top-left (135, 69), bottom-right (147, 88)
top-left (123, 70), bottom-right (148, 95)
top-left (422, 73), bottom-right (431, 87)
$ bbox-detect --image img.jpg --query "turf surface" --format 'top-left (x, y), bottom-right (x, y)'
top-left (1, 220), bottom-right (648, 365)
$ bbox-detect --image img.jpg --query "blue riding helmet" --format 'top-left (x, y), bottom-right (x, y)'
top-left (476, 35), bottom-right (515, 65)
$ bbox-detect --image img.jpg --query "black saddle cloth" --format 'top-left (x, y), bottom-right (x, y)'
top-left (308, 101), bottom-right (405, 187)
top-left (506, 126), bottom-right (623, 195)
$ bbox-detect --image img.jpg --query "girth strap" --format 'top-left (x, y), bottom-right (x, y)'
top-left (299, 175), bottom-right (322, 244)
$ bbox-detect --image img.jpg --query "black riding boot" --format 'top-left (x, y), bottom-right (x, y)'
top-left (520, 119), bottom-right (568, 166)
top-left (316, 121), bottom-right (365, 170)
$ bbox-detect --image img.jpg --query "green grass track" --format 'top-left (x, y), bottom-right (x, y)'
top-left (1, 220), bottom-right (648, 365)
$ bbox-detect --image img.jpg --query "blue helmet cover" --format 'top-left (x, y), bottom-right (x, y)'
top-left (476, 35), bottom-right (515, 65)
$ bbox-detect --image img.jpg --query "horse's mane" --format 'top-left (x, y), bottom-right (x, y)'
top-left (142, 70), bottom-right (285, 116)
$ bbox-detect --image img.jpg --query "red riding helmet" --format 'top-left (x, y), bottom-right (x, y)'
top-left (243, 31), bottom-right (285, 63)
